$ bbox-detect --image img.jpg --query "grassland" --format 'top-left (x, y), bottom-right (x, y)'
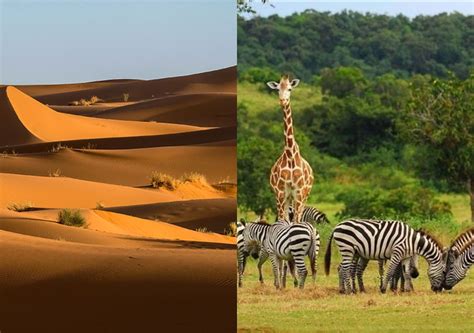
top-left (238, 196), bottom-right (474, 332)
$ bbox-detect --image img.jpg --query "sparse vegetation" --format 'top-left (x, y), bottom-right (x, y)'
top-left (58, 209), bottom-right (86, 227)
top-left (196, 227), bottom-right (211, 233)
top-left (225, 222), bottom-right (237, 237)
top-left (123, 92), bottom-right (130, 102)
top-left (89, 96), bottom-right (100, 104)
top-left (79, 98), bottom-right (91, 106)
top-left (50, 143), bottom-right (68, 153)
top-left (181, 172), bottom-right (208, 185)
top-left (48, 168), bottom-right (62, 177)
top-left (69, 101), bottom-right (80, 106)
top-left (7, 202), bottom-right (34, 212)
top-left (150, 172), bottom-right (179, 190)
top-left (95, 202), bottom-right (105, 209)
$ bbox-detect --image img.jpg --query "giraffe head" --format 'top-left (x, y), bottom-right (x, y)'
top-left (267, 75), bottom-right (300, 105)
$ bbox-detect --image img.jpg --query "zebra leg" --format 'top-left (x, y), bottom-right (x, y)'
top-left (341, 259), bottom-right (353, 295)
top-left (381, 253), bottom-right (402, 294)
top-left (390, 264), bottom-right (401, 292)
top-left (282, 261), bottom-right (289, 289)
top-left (378, 260), bottom-right (385, 291)
top-left (286, 259), bottom-right (298, 287)
top-left (238, 251), bottom-right (248, 288)
top-left (401, 258), bottom-right (413, 292)
top-left (337, 264), bottom-right (345, 294)
top-left (356, 258), bottom-right (369, 293)
top-left (257, 249), bottom-right (269, 284)
top-left (293, 254), bottom-right (308, 289)
top-left (269, 253), bottom-right (282, 289)
top-left (350, 255), bottom-right (359, 293)
top-left (309, 251), bottom-right (317, 284)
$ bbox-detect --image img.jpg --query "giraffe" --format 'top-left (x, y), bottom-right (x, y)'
top-left (266, 75), bottom-right (314, 223)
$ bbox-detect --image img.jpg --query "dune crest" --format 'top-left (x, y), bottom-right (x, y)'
top-left (0, 86), bottom-right (205, 147)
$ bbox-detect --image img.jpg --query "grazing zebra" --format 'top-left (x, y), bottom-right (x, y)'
top-left (443, 239), bottom-right (474, 290)
top-left (264, 219), bottom-right (317, 289)
top-left (237, 219), bottom-right (271, 287)
top-left (288, 206), bottom-right (330, 224)
top-left (443, 228), bottom-right (474, 290)
top-left (325, 219), bottom-right (447, 294)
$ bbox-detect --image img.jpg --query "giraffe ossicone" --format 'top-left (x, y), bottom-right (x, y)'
top-left (267, 75), bottom-right (314, 224)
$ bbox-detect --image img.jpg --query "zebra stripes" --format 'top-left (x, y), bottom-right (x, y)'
top-left (264, 219), bottom-right (318, 289)
top-left (443, 228), bottom-right (474, 290)
top-left (325, 219), bottom-right (446, 294)
top-left (288, 206), bottom-right (329, 224)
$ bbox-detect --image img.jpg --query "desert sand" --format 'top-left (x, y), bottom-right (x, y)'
top-left (0, 67), bottom-right (236, 332)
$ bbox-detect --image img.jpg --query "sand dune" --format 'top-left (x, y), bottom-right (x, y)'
top-left (1, 141), bottom-right (236, 185)
top-left (93, 93), bottom-right (236, 127)
top-left (0, 229), bottom-right (235, 332)
top-left (0, 173), bottom-right (180, 208)
top-left (24, 67), bottom-right (236, 105)
top-left (0, 86), bottom-right (205, 147)
top-left (1, 67), bottom-right (236, 332)
top-left (105, 198), bottom-right (236, 233)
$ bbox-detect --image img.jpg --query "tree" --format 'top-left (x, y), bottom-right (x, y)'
top-left (237, 135), bottom-right (279, 217)
top-left (399, 73), bottom-right (474, 221)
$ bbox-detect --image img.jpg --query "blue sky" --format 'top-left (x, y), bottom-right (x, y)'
top-left (1, 0), bottom-right (236, 84)
top-left (246, 1), bottom-right (473, 18)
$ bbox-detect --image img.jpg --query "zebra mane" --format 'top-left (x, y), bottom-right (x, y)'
top-left (451, 227), bottom-right (474, 247)
top-left (255, 220), bottom-right (270, 225)
top-left (458, 238), bottom-right (474, 255)
top-left (417, 229), bottom-right (444, 251)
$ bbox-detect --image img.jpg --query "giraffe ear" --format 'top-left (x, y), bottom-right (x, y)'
top-left (290, 79), bottom-right (300, 88)
top-left (266, 81), bottom-right (279, 90)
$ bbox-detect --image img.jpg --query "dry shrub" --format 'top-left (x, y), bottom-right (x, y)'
top-left (79, 98), bottom-right (91, 106)
top-left (181, 172), bottom-right (208, 185)
top-left (89, 96), bottom-right (100, 104)
top-left (58, 209), bottom-right (86, 227)
top-left (48, 168), bottom-right (62, 177)
top-left (150, 172), bottom-right (179, 190)
top-left (7, 202), bottom-right (34, 212)
top-left (123, 92), bottom-right (130, 102)
top-left (226, 222), bottom-right (237, 236)
top-left (69, 101), bottom-right (80, 106)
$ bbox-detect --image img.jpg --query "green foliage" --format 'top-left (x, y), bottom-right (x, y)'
top-left (336, 185), bottom-right (452, 220)
top-left (58, 209), bottom-right (86, 227)
top-left (239, 66), bottom-right (280, 85)
top-left (320, 67), bottom-right (366, 98)
top-left (238, 12), bottom-right (473, 80)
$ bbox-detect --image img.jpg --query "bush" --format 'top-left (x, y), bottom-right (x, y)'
top-left (7, 202), bottom-right (33, 212)
top-left (150, 172), bottom-right (178, 190)
top-left (58, 209), bottom-right (86, 227)
top-left (123, 93), bottom-right (130, 102)
top-left (181, 172), bottom-right (208, 185)
top-left (336, 185), bottom-right (452, 220)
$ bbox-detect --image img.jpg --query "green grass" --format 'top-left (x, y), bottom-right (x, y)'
top-left (238, 253), bottom-right (474, 332)
top-left (238, 194), bottom-right (473, 332)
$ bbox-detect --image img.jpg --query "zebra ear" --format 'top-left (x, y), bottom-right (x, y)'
top-left (239, 218), bottom-right (246, 226)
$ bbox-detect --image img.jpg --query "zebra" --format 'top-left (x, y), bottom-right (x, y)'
top-left (264, 219), bottom-right (317, 289)
top-left (443, 228), bottom-right (474, 290)
top-left (341, 255), bottom-right (419, 294)
top-left (443, 239), bottom-right (474, 290)
top-left (325, 219), bottom-right (447, 294)
top-left (288, 206), bottom-right (330, 224)
top-left (237, 218), bottom-right (271, 288)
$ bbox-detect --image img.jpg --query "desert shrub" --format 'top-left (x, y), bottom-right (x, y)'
top-left (337, 185), bottom-right (451, 220)
top-left (69, 101), bottom-right (80, 106)
top-left (48, 168), bottom-right (62, 177)
top-left (96, 202), bottom-right (105, 209)
top-left (58, 209), bottom-right (86, 227)
top-left (7, 202), bottom-right (33, 212)
top-left (181, 172), bottom-right (208, 185)
top-left (225, 222), bottom-right (237, 237)
top-left (123, 93), bottom-right (130, 102)
top-left (79, 98), bottom-right (91, 106)
top-left (150, 172), bottom-right (178, 190)
top-left (89, 96), bottom-right (100, 104)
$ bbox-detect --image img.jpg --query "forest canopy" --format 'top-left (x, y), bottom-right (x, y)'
top-left (238, 11), bottom-right (473, 81)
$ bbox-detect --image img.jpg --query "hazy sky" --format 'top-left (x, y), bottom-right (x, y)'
top-left (246, 1), bottom-right (473, 18)
top-left (1, 0), bottom-right (236, 84)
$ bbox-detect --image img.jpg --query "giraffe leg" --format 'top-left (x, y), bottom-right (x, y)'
top-left (293, 190), bottom-right (305, 224)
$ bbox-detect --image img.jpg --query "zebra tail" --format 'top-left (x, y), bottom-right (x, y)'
top-left (324, 231), bottom-right (334, 276)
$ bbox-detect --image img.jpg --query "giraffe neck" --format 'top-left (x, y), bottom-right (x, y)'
top-left (281, 100), bottom-right (299, 154)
